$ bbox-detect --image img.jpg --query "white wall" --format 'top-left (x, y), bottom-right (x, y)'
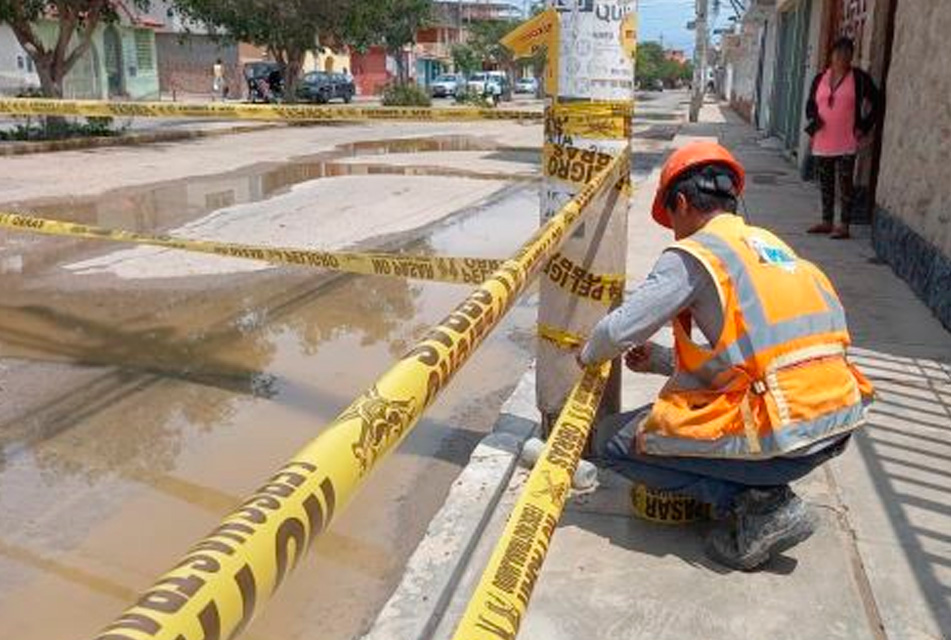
top-left (796, 0), bottom-right (825, 168)
top-left (0, 25), bottom-right (40, 95)
top-left (758, 13), bottom-right (779, 131)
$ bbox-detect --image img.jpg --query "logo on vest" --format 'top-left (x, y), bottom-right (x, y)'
top-left (747, 236), bottom-right (797, 273)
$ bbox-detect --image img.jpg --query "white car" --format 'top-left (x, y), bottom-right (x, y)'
top-left (515, 77), bottom-right (538, 94)
top-left (465, 72), bottom-right (503, 99)
top-left (430, 74), bottom-right (460, 98)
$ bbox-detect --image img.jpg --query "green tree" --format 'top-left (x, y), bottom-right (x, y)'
top-left (451, 43), bottom-right (481, 78)
top-left (173, 0), bottom-right (349, 100)
top-left (636, 40), bottom-right (665, 86)
top-left (468, 19), bottom-right (518, 98)
top-left (345, 0), bottom-right (432, 83)
top-left (0, 0), bottom-right (149, 98)
top-left (637, 40), bottom-right (691, 88)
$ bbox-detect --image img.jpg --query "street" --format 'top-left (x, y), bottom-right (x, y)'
top-left (0, 89), bottom-right (682, 640)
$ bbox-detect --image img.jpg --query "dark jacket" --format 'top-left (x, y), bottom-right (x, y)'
top-left (805, 67), bottom-right (882, 137)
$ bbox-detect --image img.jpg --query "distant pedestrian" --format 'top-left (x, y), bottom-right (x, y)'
top-left (804, 37), bottom-right (882, 239)
top-left (213, 58), bottom-right (225, 101)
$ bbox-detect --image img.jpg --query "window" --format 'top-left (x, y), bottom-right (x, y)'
top-left (134, 30), bottom-right (153, 70)
top-left (16, 55), bottom-right (24, 70)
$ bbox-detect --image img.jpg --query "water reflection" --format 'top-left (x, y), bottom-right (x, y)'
top-left (0, 141), bottom-right (541, 640)
top-left (0, 135), bottom-right (539, 278)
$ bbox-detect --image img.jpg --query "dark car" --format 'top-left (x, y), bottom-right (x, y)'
top-left (298, 71), bottom-right (355, 104)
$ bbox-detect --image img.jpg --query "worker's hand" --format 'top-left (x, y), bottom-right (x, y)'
top-left (574, 348), bottom-right (587, 370)
top-left (624, 344), bottom-right (653, 373)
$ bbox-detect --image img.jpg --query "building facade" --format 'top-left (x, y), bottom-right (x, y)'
top-left (0, 18), bottom-right (159, 99)
top-left (725, 0), bottom-right (949, 328)
top-left (872, 0), bottom-right (950, 328)
top-left (0, 25), bottom-right (40, 95)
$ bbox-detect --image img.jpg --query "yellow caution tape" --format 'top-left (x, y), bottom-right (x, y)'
top-left (90, 147), bottom-right (630, 640)
top-left (544, 251), bottom-right (625, 307)
top-left (631, 483), bottom-right (713, 525)
top-left (0, 212), bottom-right (504, 286)
top-left (543, 142), bottom-right (616, 188)
top-left (548, 101), bottom-right (633, 141)
top-left (0, 97), bottom-right (544, 123)
top-left (538, 323), bottom-right (586, 351)
top-left (450, 363), bottom-right (610, 640)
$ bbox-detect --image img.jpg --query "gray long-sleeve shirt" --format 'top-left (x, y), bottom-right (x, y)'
top-left (581, 241), bottom-right (847, 457)
top-left (580, 248), bottom-right (723, 366)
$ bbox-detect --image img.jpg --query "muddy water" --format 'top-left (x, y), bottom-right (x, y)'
top-left (0, 135), bottom-right (539, 278)
top-left (0, 144), bottom-right (541, 639)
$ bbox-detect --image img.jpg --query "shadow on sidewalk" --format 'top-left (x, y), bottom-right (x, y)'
top-left (710, 101), bottom-right (951, 633)
top-left (850, 347), bottom-right (951, 633)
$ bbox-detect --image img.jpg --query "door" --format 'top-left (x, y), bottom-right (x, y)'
top-left (754, 21), bottom-right (769, 129)
top-left (103, 26), bottom-right (125, 97)
top-left (770, 0), bottom-right (812, 151)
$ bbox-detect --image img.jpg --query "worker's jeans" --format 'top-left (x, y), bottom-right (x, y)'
top-left (591, 406), bottom-right (850, 514)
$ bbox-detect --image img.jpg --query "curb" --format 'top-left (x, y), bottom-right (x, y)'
top-left (0, 122), bottom-right (282, 156)
top-left (361, 365), bottom-right (539, 640)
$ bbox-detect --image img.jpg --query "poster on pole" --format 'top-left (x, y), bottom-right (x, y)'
top-left (554, 0), bottom-right (636, 102)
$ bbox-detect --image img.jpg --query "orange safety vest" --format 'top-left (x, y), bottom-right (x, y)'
top-left (639, 214), bottom-right (875, 459)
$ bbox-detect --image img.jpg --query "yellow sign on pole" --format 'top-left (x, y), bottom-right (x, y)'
top-left (500, 8), bottom-right (560, 97)
top-left (621, 12), bottom-right (639, 59)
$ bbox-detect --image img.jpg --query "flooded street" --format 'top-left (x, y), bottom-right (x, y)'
top-left (0, 131), bottom-right (541, 640)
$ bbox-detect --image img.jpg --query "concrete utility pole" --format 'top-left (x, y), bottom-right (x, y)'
top-left (690, 0), bottom-right (710, 122)
top-left (537, 0), bottom-right (635, 437)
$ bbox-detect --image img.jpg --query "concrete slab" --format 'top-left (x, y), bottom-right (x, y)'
top-left (61, 175), bottom-right (512, 279)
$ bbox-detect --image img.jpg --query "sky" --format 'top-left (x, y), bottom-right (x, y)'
top-left (513, 1), bottom-right (738, 57)
top-left (637, 0), bottom-right (739, 56)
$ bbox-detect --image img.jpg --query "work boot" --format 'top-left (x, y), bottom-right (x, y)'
top-left (703, 486), bottom-right (817, 571)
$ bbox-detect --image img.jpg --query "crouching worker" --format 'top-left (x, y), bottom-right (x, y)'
top-left (577, 142), bottom-right (874, 571)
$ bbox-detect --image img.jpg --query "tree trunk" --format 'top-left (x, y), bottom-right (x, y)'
top-left (533, 52), bottom-right (547, 99)
top-left (394, 49), bottom-right (407, 84)
top-left (284, 48), bottom-right (305, 103)
top-left (34, 56), bottom-right (65, 98)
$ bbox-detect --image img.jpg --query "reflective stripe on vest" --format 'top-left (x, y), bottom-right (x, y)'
top-left (642, 215), bottom-right (871, 459)
top-left (641, 400), bottom-right (866, 459)
top-left (670, 230), bottom-right (847, 389)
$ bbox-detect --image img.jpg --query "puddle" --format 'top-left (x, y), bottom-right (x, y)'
top-left (0, 166), bottom-right (542, 640)
top-left (0, 135), bottom-right (540, 277)
top-left (4, 135), bottom-right (532, 230)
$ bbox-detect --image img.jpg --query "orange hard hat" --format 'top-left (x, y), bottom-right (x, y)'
top-left (651, 142), bottom-right (746, 228)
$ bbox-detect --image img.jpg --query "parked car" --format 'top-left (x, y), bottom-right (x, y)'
top-left (297, 71), bottom-right (355, 104)
top-left (245, 62), bottom-right (283, 103)
top-left (515, 77), bottom-right (539, 94)
top-left (430, 74), bottom-right (460, 98)
top-left (465, 72), bottom-right (504, 101)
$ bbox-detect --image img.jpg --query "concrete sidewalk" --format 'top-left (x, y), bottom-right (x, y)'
top-left (514, 105), bottom-right (950, 640)
top-left (366, 99), bottom-right (951, 640)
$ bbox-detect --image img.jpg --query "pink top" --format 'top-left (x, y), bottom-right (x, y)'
top-left (812, 69), bottom-right (858, 156)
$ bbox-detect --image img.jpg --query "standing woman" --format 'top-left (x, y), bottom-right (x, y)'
top-left (804, 37), bottom-right (882, 239)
